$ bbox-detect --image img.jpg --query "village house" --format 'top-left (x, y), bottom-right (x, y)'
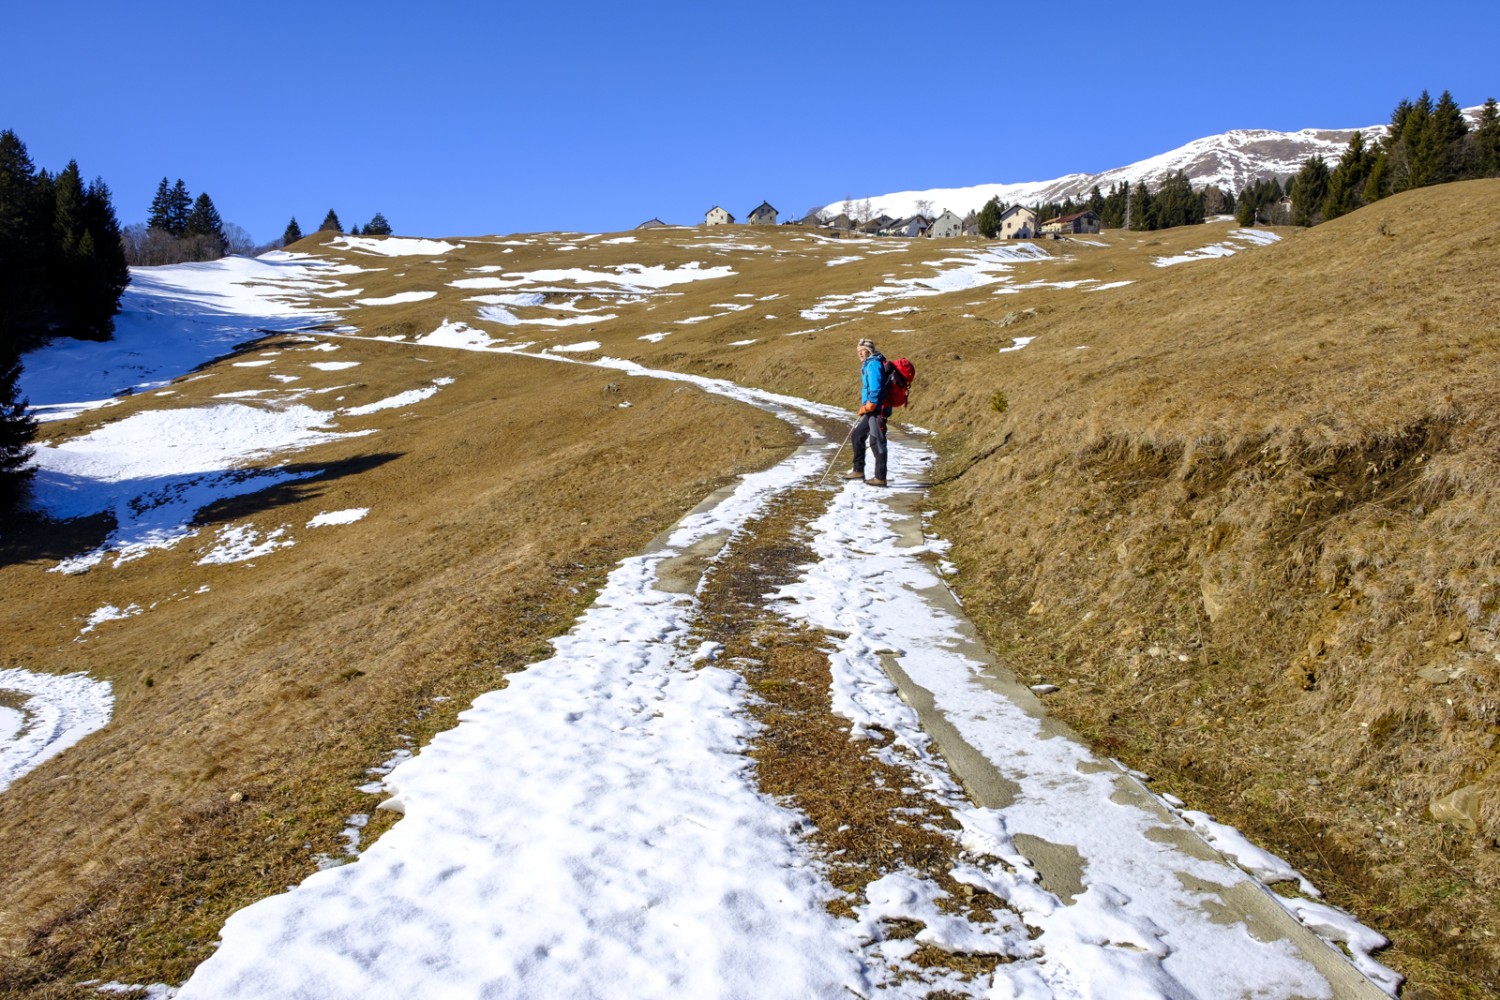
top-left (998, 205), bottom-right (1038, 239)
top-left (1041, 209), bottom-right (1101, 235)
top-left (634, 218), bottom-right (670, 230)
top-left (747, 201), bottom-right (778, 225)
top-left (823, 213), bottom-right (855, 231)
top-left (858, 214), bottom-right (896, 235)
top-left (891, 215), bottom-right (929, 238)
top-left (928, 210), bottom-right (965, 238)
top-left (704, 206), bottom-right (735, 226)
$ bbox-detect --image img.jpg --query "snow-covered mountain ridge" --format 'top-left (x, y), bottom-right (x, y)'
top-left (826, 107), bottom-right (1484, 220)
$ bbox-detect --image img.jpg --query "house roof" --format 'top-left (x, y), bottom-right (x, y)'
top-left (999, 205), bottom-right (1036, 220)
top-left (1054, 210), bottom-right (1099, 225)
top-left (634, 218), bottom-right (669, 229)
top-left (705, 206), bottom-right (735, 221)
top-left (749, 201), bottom-right (777, 216)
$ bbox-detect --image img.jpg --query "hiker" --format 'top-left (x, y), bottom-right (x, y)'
top-left (846, 337), bottom-right (890, 486)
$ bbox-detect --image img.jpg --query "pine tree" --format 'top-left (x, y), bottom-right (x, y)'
top-left (976, 197), bottom-right (1001, 239)
top-left (80, 177), bottom-right (129, 339)
top-left (1128, 182), bottom-right (1153, 230)
top-left (1323, 132), bottom-right (1374, 222)
top-left (319, 209), bottom-right (342, 233)
top-left (349, 224), bottom-right (361, 237)
top-left (0, 130), bottom-right (48, 352)
top-left (185, 192), bottom-right (228, 258)
top-left (283, 217), bottom-right (304, 245)
top-left (0, 347), bottom-right (37, 513)
top-left (147, 177), bottom-right (173, 232)
top-left (166, 179), bottom-right (192, 237)
top-left (364, 212), bottom-right (393, 236)
top-left (1477, 97), bottom-right (1500, 177)
top-left (1290, 155), bottom-right (1330, 226)
top-left (1429, 90), bottom-right (1470, 183)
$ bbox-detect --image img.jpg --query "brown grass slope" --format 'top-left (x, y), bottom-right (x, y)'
top-left (0, 342), bottom-right (796, 994)
top-left (2, 188), bottom-right (1497, 997)
top-left (918, 181), bottom-right (1500, 996)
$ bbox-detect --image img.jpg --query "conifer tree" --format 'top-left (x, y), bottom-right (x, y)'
top-left (166, 179), bottom-right (192, 237)
top-left (81, 177), bottom-right (129, 337)
top-left (0, 347), bottom-right (36, 513)
top-left (1323, 132), bottom-right (1375, 222)
top-left (320, 209), bottom-right (342, 233)
top-left (185, 193), bottom-right (228, 258)
top-left (1290, 155), bottom-right (1330, 226)
top-left (147, 177), bottom-right (174, 233)
top-left (1428, 90), bottom-right (1470, 183)
top-left (0, 130), bottom-right (48, 352)
top-left (1128, 182), bottom-right (1153, 230)
top-left (976, 197), bottom-right (1001, 239)
top-left (1476, 97), bottom-right (1500, 177)
top-left (283, 217), bottom-right (303, 245)
top-left (349, 224), bottom-right (361, 237)
top-left (364, 212), bottom-right (393, 236)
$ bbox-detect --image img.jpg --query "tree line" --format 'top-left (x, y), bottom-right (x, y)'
top-left (974, 170), bottom-right (1229, 238)
top-left (281, 209), bottom-right (394, 247)
top-left (1286, 91), bottom-right (1499, 228)
top-left (1, 130), bottom-right (130, 509)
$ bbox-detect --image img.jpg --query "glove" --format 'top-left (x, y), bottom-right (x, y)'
top-left (858, 402), bottom-right (876, 415)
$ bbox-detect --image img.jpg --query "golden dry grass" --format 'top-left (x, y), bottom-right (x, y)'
top-left (3, 187), bottom-right (1498, 996)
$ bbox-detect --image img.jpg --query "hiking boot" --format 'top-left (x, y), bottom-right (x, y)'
top-left (866, 477), bottom-right (888, 487)
top-left (843, 470), bottom-right (865, 480)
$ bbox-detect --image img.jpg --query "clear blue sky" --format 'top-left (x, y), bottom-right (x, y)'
top-left (4, 1), bottom-right (1496, 243)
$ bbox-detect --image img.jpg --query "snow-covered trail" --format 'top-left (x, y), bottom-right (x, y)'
top-left (177, 350), bottom-right (1396, 1000)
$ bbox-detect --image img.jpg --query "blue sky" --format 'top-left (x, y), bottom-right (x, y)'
top-left (4, 1), bottom-right (1496, 243)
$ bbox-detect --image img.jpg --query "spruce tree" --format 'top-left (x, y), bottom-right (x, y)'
top-left (320, 209), bottom-right (342, 233)
top-left (976, 197), bottom-right (1001, 239)
top-left (364, 212), bottom-right (393, 236)
top-left (166, 179), bottom-right (192, 237)
top-left (80, 177), bottom-right (129, 338)
top-left (0, 347), bottom-right (36, 513)
top-left (349, 224), bottom-right (361, 237)
top-left (1429, 90), bottom-right (1470, 183)
top-left (283, 216), bottom-right (304, 245)
top-left (1477, 97), bottom-right (1500, 177)
top-left (0, 130), bottom-right (48, 353)
top-left (185, 192), bottom-right (228, 258)
top-left (1290, 155), bottom-right (1330, 226)
top-left (1323, 132), bottom-right (1374, 222)
top-left (147, 177), bottom-right (174, 232)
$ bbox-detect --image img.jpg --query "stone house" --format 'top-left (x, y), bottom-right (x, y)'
top-left (999, 205), bottom-right (1038, 239)
top-left (747, 201), bottom-right (778, 225)
top-left (928, 210), bottom-right (965, 238)
top-left (1041, 210), bottom-right (1101, 235)
top-left (705, 206), bottom-right (735, 226)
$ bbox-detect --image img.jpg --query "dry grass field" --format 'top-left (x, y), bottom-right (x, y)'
top-left (2, 181), bottom-right (1497, 997)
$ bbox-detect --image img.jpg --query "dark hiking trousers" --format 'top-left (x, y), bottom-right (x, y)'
top-left (851, 411), bottom-right (888, 480)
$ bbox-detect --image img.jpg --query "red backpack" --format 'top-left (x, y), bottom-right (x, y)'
top-left (880, 356), bottom-right (916, 408)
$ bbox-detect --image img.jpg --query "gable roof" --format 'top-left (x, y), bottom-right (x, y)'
top-left (749, 201), bottom-right (777, 216)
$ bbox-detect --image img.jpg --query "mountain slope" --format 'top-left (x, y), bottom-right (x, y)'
top-left (824, 107), bottom-right (1484, 219)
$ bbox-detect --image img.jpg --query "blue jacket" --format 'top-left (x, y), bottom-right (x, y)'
top-left (861, 354), bottom-right (886, 407)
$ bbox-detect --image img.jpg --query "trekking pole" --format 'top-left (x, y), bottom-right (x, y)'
top-left (819, 420), bottom-right (858, 484)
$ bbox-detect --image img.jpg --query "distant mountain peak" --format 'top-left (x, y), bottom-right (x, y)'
top-left (825, 108), bottom-right (1484, 220)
